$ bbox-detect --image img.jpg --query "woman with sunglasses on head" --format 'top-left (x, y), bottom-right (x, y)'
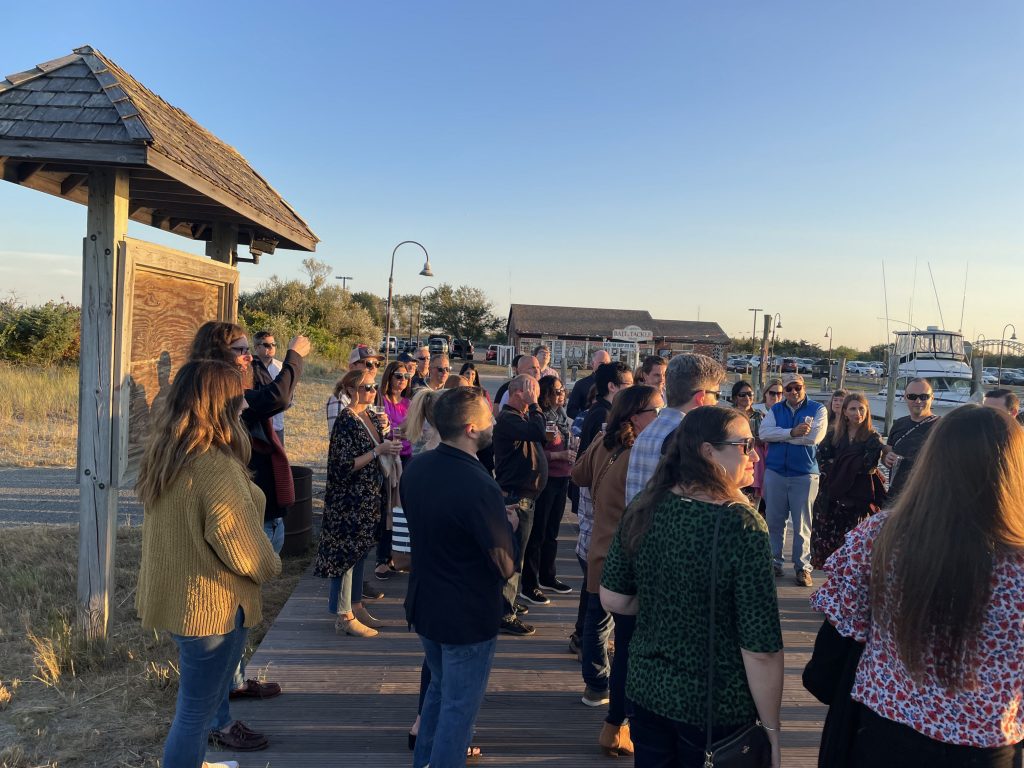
top-left (314, 369), bottom-right (402, 637)
top-left (732, 380), bottom-right (762, 506)
top-left (810, 393), bottom-right (884, 569)
top-left (811, 405), bottom-right (1024, 767)
top-left (136, 360), bottom-right (281, 768)
top-left (572, 385), bottom-right (664, 757)
top-left (600, 406), bottom-right (783, 768)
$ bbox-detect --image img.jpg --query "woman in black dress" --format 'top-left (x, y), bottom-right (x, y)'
top-left (810, 393), bottom-right (884, 569)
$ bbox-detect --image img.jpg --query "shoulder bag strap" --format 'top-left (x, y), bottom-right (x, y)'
top-left (591, 445), bottom-right (627, 503)
top-left (705, 504), bottom-right (726, 766)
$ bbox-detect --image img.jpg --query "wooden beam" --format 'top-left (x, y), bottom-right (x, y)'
top-left (61, 173), bottom-right (88, 196)
top-left (205, 222), bottom-right (238, 265)
top-left (77, 167), bottom-right (129, 643)
top-left (0, 138), bottom-right (147, 165)
top-left (15, 162), bottom-right (46, 182)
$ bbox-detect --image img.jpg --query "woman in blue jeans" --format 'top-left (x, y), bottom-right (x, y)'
top-left (135, 360), bottom-right (282, 767)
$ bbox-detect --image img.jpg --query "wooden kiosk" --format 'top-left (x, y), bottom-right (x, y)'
top-left (0, 46), bottom-right (319, 640)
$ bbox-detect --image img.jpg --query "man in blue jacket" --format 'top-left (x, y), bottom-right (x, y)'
top-left (758, 373), bottom-right (827, 587)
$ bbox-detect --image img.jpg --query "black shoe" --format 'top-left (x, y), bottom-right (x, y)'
top-left (514, 601), bottom-right (529, 615)
top-left (773, 564), bottom-right (784, 578)
top-left (362, 581), bottom-right (384, 600)
top-left (518, 587), bottom-right (550, 605)
top-left (500, 616), bottom-right (536, 636)
top-left (540, 578), bottom-right (572, 594)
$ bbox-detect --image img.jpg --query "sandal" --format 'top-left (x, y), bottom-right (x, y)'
top-left (467, 745), bottom-right (483, 760)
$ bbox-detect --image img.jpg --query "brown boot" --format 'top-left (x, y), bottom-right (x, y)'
top-left (353, 604), bottom-right (384, 629)
top-left (335, 614), bottom-right (378, 637)
top-left (598, 722), bottom-right (633, 757)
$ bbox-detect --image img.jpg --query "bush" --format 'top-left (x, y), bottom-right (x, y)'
top-left (0, 297), bottom-right (80, 366)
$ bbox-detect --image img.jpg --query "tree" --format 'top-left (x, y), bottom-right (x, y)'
top-left (420, 284), bottom-right (503, 341)
top-left (833, 345), bottom-right (861, 362)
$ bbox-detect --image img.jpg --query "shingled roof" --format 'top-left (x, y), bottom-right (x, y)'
top-left (0, 46), bottom-right (317, 252)
top-left (508, 304), bottom-right (730, 343)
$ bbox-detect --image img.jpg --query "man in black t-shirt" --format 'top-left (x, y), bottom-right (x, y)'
top-left (578, 362), bottom-right (634, 454)
top-left (882, 378), bottom-right (939, 499)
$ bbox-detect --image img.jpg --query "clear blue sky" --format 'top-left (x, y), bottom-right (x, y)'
top-left (2, 1), bottom-right (1021, 349)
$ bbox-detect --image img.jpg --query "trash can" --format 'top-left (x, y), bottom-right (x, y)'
top-left (282, 465), bottom-right (313, 557)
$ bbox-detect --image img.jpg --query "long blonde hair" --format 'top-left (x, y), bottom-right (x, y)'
top-left (136, 360), bottom-right (250, 505)
top-left (404, 387), bottom-right (442, 443)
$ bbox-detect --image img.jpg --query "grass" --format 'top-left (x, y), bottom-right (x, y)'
top-left (0, 364), bottom-right (78, 467)
top-left (0, 525), bottom-right (315, 768)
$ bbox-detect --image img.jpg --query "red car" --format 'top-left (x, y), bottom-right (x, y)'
top-left (486, 344), bottom-right (498, 362)
top-left (781, 358), bottom-right (798, 373)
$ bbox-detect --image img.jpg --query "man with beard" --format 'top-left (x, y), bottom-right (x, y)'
top-left (402, 387), bottom-right (518, 768)
top-left (882, 378), bottom-right (940, 499)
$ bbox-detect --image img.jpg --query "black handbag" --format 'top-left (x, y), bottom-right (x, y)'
top-left (702, 505), bottom-right (772, 768)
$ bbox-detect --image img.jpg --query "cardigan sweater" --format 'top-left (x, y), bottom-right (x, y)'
top-left (136, 449), bottom-right (282, 635)
top-left (571, 438), bottom-right (632, 593)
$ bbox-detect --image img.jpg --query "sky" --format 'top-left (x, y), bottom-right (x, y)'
top-left (1, 1), bottom-right (1021, 350)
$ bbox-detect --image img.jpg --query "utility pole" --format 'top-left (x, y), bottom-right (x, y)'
top-left (749, 308), bottom-right (763, 355)
top-left (335, 275), bottom-right (353, 290)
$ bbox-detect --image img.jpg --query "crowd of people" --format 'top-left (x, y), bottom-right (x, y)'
top-left (133, 329), bottom-right (1024, 768)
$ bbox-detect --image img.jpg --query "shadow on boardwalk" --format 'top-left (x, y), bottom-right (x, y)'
top-left (212, 518), bottom-right (826, 768)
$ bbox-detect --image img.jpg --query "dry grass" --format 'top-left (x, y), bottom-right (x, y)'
top-left (0, 525), bottom-right (314, 768)
top-left (0, 364), bottom-right (78, 467)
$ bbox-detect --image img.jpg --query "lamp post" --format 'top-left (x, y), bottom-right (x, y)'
top-left (748, 308), bottom-right (763, 355)
top-left (384, 241), bottom-right (433, 364)
top-left (769, 313), bottom-right (783, 374)
top-left (998, 324), bottom-right (1017, 385)
top-left (414, 284), bottom-right (437, 348)
top-left (824, 326), bottom-right (833, 381)
top-left (335, 275), bottom-right (353, 290)
top-left (973, 332), bottom-right (985, 363)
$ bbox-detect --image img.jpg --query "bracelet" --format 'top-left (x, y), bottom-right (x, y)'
top-left (760, 722), bottom-right (780, 732)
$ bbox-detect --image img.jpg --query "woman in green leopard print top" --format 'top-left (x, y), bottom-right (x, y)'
top-left (601, 406), bottom-right (784, 768)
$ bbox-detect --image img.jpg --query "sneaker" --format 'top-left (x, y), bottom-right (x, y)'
top-left (229, 678), bottom-right (281, 700)
top-left (581, 686), bottom-right (610, 707)
top-left (773, 564), bottom-right (784, 578)
top-left (540, 578), bottom-right (572, 594)
top-left (500, 616), bottom-right (536, 636)
top-left (202, 762), bottom-right (239, 768)
top-left (208, 720), bottom-right (269, 751)
top-left (373, 565), bottom-right (391, 581)
top-left (795, 570), bottom-right (813, 588)
top-left (518, 587), bottom-right (550, 605)
top-left (362, 581), bottom-right (384, 600)
top-left (568, 634), bottom-right (582, 661)
top-left (514, 601), bottom-right (529, 615)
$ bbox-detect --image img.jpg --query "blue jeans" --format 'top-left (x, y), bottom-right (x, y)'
top-left (764, 469), bottom-right (818, 574)
top-left (582, 590), bottom-right (614, 691)
top-left (263, 517), bottom-right (285, 554)
top-left (501, 502), bottom-right (534, 619)
top-left (630, 704), bottom-right (750, 768)
top-left (414, 635), bottom-right (497, 768)
top-left (608, 612), bottom-right (635, 726)
top-left (165, 608), bottom-right (247, 768)
top-left (327, 553), bottom-right (367, 614)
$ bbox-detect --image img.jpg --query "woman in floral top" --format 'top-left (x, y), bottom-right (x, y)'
top-left (601, 406), bottom-right (783, 768)
top-left (812, 404), bottom-right (1024, 766)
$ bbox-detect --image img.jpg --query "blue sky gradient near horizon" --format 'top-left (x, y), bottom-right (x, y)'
top-left (1, 1), bottom-right (1021, 350)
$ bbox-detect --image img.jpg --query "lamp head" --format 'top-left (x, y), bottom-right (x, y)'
top-left (420, 259), bottom-right (433, 277)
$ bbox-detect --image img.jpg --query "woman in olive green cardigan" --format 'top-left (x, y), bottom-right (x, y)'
top-left (136, 360), bottom-right (281, 768)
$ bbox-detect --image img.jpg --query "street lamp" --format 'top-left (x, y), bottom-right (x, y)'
top-left (335, 275), bottom-right (353, 290)
top-left (414, 285), bottom-right (437, 347)
top-left (769, 313), bottom-right (783, 373)
top-left (748, 308), bottom-right (763, 354)
top-left (384, 241), bottom-right (433, 364)
top-left (973, 332), bottom-right (985, 363)
top-left (998, 323), bottom-right (1017, 385)
top-left (824, 326), bottom-right (833, 379)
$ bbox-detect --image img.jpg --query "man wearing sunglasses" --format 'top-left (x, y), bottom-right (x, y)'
top-left (427, 354), bottom-right (452, 390)
top-left (411, 346), bottom-right (431, 389)
top-left (254, 331), bottom-right (286, 444)
top-left (881, 378), bottom-right (939, 501)
top-left (758, 373), bottom-right (827, 587)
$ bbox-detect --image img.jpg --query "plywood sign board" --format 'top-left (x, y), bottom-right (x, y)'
top-left (114, 237), bottom-right (238, 486)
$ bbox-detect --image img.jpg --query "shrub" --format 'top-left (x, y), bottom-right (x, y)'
top-left (0, 297), bottom-right (80, 366)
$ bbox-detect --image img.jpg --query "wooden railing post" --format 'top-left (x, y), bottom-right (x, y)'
top-left (77, 167), bottom-right (129, 642)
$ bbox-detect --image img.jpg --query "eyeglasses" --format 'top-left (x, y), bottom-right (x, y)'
top-left (785, 385), bottom-right (804, 393)
top-left (714, 437), bottom-right (756, 455)
top-left (553, 389), bottom-right (566, 395)
top-left (637, 406), bottom-right (663, 415)
top-left (694, 389), bottom-right (719, 401)
top-left (358, 383), bottom-right (378, 392)
top-left (416, 356), bottom-right (429, 362)
top-left (766, 389), bottom-right (784, 397)
top-left (362, 361), bottom-right (379, 370)
top-left (230, 345), bottom-right (251, 355)
top-left (393, 372), bottom-right (412, 379)
top-left (434, 367), bottom-right (451, 373)
top-left (259, 342), bottom-right (276, 349)
top-left (735, 391), bottom-right (754, 399)
top-left (905, 393), bottom-right (932, 401)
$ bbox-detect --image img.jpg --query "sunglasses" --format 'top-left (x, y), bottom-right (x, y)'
top-left (637, 406), bottom-right (664, 415)
top-left (259, 342), bottom-right (276, 349)
top-left (735, 391), bottom-right (754, 399)
top-left (785, 385), bottom-right (804, 393)
top-left (393, 372), bottom-right (412, 379)
top-left (416, 356), bottom-right (429, 362)
top-left (905, 393), bottom-right (932, 401)
top-left (434, 366), bottom-right (451, 373)
top-left (362, 361), bottom-right (380, 369)
top-left (358, 383), bottom-right (378, 392)
top-left (714, 437), bottom-right (756, 455)
top-left (553, 389), bottom-right (566, 395)
top-left (230, 345), bottom-right (251, 355)
top-left (766, 389), bottom-right (784, 397)
top-left (694, 389), bottom-right (720, 400)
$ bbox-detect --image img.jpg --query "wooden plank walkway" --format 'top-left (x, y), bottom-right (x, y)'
top-left (210, 516), bottom-right (826, 767)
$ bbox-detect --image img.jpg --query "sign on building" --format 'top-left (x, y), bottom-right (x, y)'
top-left (612, 325), bottom-right (654, 342)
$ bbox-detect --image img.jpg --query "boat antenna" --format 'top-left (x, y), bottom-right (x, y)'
top-left (958, 262), bottom-right (969, 333)
top-left (927, 262), bottom-right (946, 329)
top-left (908, 257), bottom-right (918, 333)
top-left (881, 260), bottom-right (891, 343)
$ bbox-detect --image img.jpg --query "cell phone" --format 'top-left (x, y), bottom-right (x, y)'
top-left (803, 416), bottom-right (814, 425)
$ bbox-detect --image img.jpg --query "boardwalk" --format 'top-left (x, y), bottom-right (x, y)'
top-left (211, 518), bottom-right (827, 767)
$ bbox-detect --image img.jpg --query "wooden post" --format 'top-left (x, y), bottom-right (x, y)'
top-left (205, 222), bottom-right (238, 264)
top-left (77, 167), bottom-right (129, 642)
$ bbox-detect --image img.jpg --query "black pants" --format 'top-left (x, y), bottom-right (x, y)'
top-left (630, 705), bottom-right (751, 768)
top-left (521, 476), bottom-right (570, 592)
top-left (852, 707), bottom-right (1022, 768)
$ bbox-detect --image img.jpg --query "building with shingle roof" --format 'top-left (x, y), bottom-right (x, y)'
top-left (507, 303), bottom-right (730, 368)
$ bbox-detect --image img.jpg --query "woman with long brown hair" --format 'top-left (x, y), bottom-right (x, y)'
top-left (601, 406), bottom-right (783, 768)
top-left (811, 404), bottom-right (1024, 766)
top-left (136, 360), bottom-right (281, 767)
top-left (809, 392), bottom-right (884, 569)
top-left (571, 384), bottom-right (663, 757)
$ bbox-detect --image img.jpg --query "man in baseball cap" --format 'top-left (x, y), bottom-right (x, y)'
top-left (348, 344), bottom-right (383, 368)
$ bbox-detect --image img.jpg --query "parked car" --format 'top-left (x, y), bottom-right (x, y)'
top-left (846, 362), bottom-right (877, 377)
top-left (403, 339), bottom-right (421, 353)
top-left (428, 335), bottom-right (450, 355)
top-left (797, 358), bottom-right (815, 374)
top-left (378, 336), bottom-right (397, 354)
top-left (780, 358), bottom-right (798, 374)
top-left (811, 359), bottom-right (837, 379)
top-left (999, 369), bottom-right (1024, 385)
top-left (486, 344), bottom-right (499, 362)
top-left (451, 338), bottom-right (475, 360)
